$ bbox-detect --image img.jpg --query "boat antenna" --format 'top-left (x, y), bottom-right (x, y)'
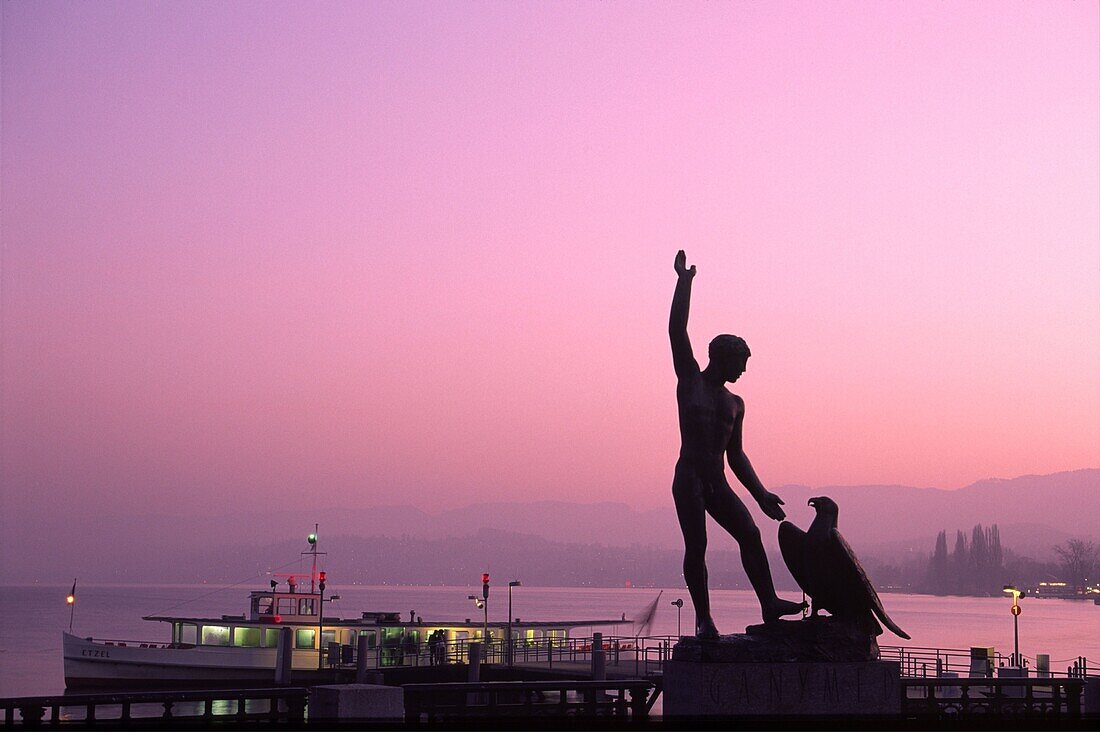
top-left (305, 524), bottom-right (325, 593)
top-left (66, 578), bottom-right (77, 633)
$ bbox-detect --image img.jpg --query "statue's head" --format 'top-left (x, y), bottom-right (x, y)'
top-left (708, 334), bottom-right (751, 383)
top-left (808, 496), bottom-right (839, 517)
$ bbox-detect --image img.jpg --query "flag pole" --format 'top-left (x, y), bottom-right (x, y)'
top-left (67, 578), bottom-right (76, 632)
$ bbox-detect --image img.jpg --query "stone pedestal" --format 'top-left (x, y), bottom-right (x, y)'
top-left (664, 660), bottom-right (901, 717)
top-left (674, 618), bottom-right (880, 663)
top-left (665, 621), bottom-right (899, 718)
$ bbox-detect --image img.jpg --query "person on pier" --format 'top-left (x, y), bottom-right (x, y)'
top-left (669, 250), bottom-right (805, 638)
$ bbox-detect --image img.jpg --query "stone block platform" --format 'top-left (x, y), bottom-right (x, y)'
top-left (665, 621), bottom-right (900, 717)
top-left (664, 659), bottom-right (901, 717)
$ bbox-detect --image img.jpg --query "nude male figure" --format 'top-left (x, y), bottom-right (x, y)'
top-left (670, 250), bottom-right (804, 637)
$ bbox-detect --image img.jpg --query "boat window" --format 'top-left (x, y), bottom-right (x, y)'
top-left (321, 630), bottom-right (336, 647)
top-left (298, 598), bottom-right (316, 616)
top-left (233, 627), bottom-right (261, 647)
top-left (180, 624), bottom-right (198, 645)
top-left (201, 625), bottom-right (231, 646)
top-left (358, 630), bottom-right (377, 648)
top-left (264, 628), bottom-right (282, 648)
top-left (277, 598), bottom-right (297, 615)
top-left (254, 596), bottom-right (274, 615)
top-left (295, 628), bottom-right (316, 649)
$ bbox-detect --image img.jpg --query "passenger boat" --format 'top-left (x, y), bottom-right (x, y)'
top-left (63, 530), bottom-right (626, 689)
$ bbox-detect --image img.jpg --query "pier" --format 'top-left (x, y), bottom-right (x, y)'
top-left (3, 635), bottom-right (1096, 727)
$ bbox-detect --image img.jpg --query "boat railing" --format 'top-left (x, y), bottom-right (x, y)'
top-left (80, 637), bottom-right (181, 650)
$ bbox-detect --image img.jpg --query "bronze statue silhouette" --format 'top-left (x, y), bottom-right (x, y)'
top-left (779, 496), bottom-right (910, 639)
top-left (670, 251), bottom-right (805, 637)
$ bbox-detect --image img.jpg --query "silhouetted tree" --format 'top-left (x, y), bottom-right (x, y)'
top-left (970, 524), bottom-right (990, 593)
top-left (1053, 539), bottom-right (1097, 592)
top-left (927, 530), bottom-right (949, 594)
top-left (951, 530), bottom-right (968, 593)
top-left (988, 525), bottom-right (1003, 577)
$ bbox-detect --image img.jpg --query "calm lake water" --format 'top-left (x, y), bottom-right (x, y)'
top-left (1, 583), bottom-right (1096, 698)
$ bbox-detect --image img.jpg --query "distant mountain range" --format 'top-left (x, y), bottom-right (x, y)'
top-left (5, 469), bottom-right (1096, 583)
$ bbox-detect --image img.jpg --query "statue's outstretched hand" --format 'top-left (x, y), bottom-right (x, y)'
top-left (758, 492), bottom-right (786, 521)
top-left (674, 250), bottom-right (696, 278)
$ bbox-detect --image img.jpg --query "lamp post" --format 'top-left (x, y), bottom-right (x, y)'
top-left (467, 595), bottom-right (487, 642)
top-left (1003, 585), bottom-right (1024, 666)
top-left (507, 580), bottom-right (521, 667)
top-left (317, 570), bottom-right (326, 671)
top-left (671, 598), bottom-right (684, 637)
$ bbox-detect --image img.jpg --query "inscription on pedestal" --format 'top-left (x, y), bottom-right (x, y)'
top-left (666, 661), bottom-right (901, 717)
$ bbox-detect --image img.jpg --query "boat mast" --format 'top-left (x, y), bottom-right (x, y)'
top-left (309, 523), bottom-right (319, 593)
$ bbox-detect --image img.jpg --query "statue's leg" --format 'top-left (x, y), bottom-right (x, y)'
top-left (673, 470), bottom-right (717, 638)
top-left (706, 485), bottom-right (805, 622)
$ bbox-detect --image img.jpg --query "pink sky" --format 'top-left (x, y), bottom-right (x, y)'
top-left (2, 1), bottom-right (1097, 525)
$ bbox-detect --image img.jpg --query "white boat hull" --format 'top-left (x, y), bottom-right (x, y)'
top-left (62, 633), bottom-right (335, 689)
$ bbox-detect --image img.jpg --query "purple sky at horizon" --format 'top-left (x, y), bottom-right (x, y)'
top-left (2, 1), bottom-right (1098, 530)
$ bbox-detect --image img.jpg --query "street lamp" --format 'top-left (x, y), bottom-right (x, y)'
top-left (467, 595), bottom-right (487, 646)
top-left (507, 581), bottom-right (521, 667)
top-left (1003, 585), bottom-right (1025, 666)
top-left (671, 599), bottom-right (684, 637)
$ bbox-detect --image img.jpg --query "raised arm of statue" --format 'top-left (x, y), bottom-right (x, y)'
top-left (670, 250), bottom-right (698, 378)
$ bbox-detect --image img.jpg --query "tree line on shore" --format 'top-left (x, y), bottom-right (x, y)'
top-left (863, 525), bottom-right (1097, 597)
top-left (926, 524), bottom-right (1005, 595)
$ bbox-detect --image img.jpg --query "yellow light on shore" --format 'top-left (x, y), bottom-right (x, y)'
top-left (66, 594), bottom-right (75, 604)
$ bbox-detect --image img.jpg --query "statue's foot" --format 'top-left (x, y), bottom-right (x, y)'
top-left (763, 597), bottom-right (808, 623)
top-left (695, 618), bottom-right (720, 639)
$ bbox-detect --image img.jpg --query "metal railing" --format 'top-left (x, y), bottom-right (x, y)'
top-left (342, 635), bottom-right (1094, 682)
top-left (0, 688), bottom-right (308, 728)
top-left (880, 645), bottom-right (992, 678)
top-left (880, 645), bottom-right (1097, 680)
top-left (325, 634), bottom-right (676, 673)
top-left (900, 677), bottom-right (1085, 718)
top-left (403, 679), bottom-right (656, 721)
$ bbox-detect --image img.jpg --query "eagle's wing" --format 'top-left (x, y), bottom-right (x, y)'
top-left (829, 529), bottom-right (910, 640)
top-left (778, 521), bottom-right (812, 597)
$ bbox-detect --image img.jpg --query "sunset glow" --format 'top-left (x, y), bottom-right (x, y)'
top-left (2, 1), bottom-right (1097, 534)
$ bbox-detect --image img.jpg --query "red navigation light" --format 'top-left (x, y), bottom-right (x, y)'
top-left (318, 571), bottom-right (327, 583)
top-left (482, 573), bottom-right (490, 585)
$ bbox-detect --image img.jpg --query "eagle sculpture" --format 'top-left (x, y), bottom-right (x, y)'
top-left (779, 496), bottom-right (910, 640)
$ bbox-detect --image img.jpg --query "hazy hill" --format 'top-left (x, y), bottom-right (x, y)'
top-left (4, 469), bottom-right (1096, 583)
